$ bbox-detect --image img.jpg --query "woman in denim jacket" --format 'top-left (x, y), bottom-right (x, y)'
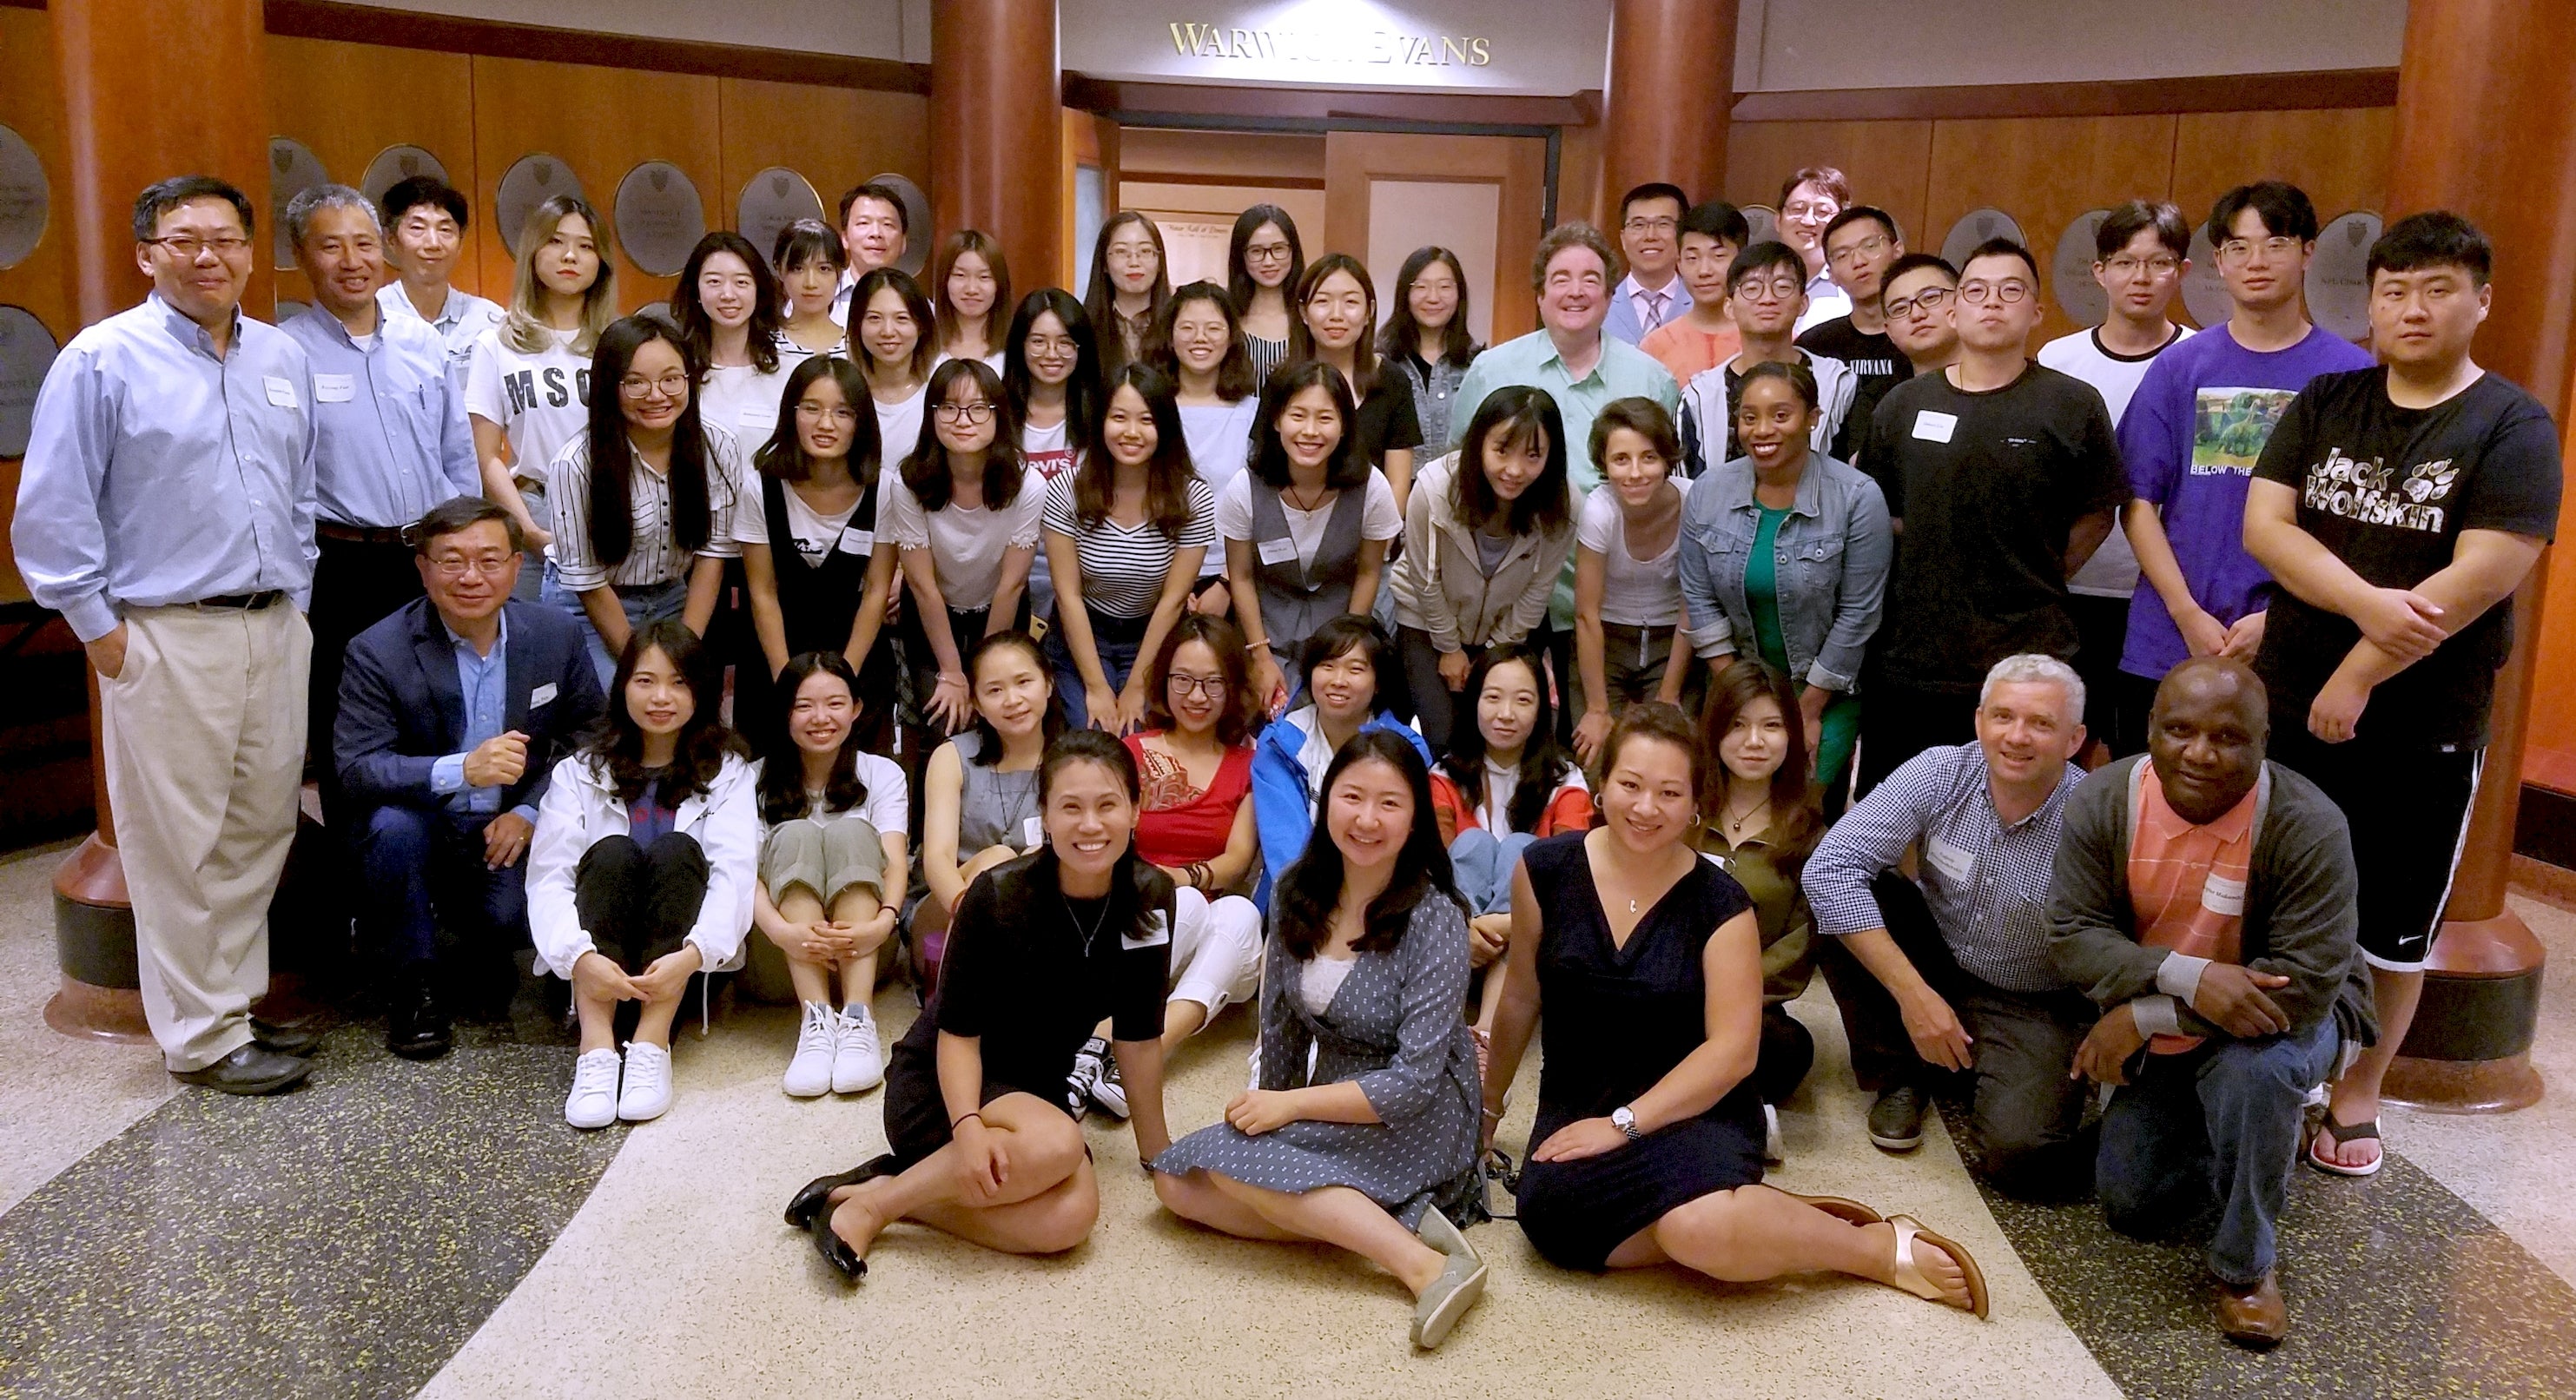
top-left (1678, 361), bottom-right (1892, 800)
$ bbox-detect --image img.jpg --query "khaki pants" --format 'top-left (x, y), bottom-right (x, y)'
top-left (100, 604), bottom-right (311, 1070)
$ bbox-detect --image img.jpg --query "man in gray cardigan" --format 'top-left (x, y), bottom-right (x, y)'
top-left (2047, 657), bottom-right (2375, 1349)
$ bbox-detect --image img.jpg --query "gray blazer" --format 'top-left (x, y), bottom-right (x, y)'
top-left (1680, 452), bottom-right (1892, 692)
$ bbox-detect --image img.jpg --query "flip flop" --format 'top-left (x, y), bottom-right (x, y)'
top-left (1782, 1192), bottom-right (1885, 1227)
top-left (2308, 1115), bottom-right (2384, 1178)
top-left (1887, 1214), bottom-right (1990, 1321)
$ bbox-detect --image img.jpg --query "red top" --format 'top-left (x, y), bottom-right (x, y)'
top-left (1124, 731), bottom-right (1256, 868)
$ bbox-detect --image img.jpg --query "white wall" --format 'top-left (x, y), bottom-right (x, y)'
top-left (336, 0), bottom-right (916, 61)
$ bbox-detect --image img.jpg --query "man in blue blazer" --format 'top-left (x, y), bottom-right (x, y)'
top-left (336, 497), bottom-right (604, 1058)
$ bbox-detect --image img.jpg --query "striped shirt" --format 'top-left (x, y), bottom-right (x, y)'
top-left (546, 427), bottom-right (747, 591)
top-left (1041, 472), bottom-right (1217, 619)
top-left (1804, 741), bottom-right (2083, 993)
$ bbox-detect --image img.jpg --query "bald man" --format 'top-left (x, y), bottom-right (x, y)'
top-left (2046, 657), bottom-right (2375, 1347)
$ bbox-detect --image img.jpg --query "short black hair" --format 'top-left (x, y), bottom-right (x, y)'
top-left (409, 496), bottom-right (524, 555)
top-left (1299, 615), bottom-right (1397, 701)
top-left (2207, 180), bottom-right (2319, 245)
top-left (132, 175), bottom-right (253, 242)
top-left (838, 181), bottom-right (909, 234)
top-left (380, 175), bottom-right (469, 233)
top-left (1961, 237), bottom-right (2040, 286)
top-left (1618, 182), bottom-right (1690, 221)
top-left (2095, 199), bottom-right (2190, 261)
top-left (1681, 200), bottom-right (1749, 248)
top-left (1725, 239), bottom-right (1806, 294)
top-left (1882, 251), bottom-right (1958, 290)
top-left (2368, 210), bottom-right (2494, 288)
top-left (1823, 205), bottom-right (1900, 248)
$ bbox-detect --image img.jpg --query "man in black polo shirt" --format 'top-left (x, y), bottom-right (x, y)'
top-left (1858, 239), bottom-right (2128, 790)
top-left (2245, 211), bottom-right (2561, 1179)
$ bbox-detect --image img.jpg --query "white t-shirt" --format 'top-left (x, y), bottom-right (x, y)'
top-left (877, 462), bottom-right (1047, 606)
top-left (701, 361), bottom-right (795, 457)
top-left (1575, 487), bottom-right (1684, 628)
top-left (1041, 472), bottom-right (1219, 619)
top-left (783, 750), bottom-right (910, 837)
top-left (730, 472), bottom-right (866, 562)
top-left (930, 350), bottom-right (1007, 374)
top-left (463, 326), bottom-right (592, 495)
top-left (1179, 400), bottom-right (1259, 496)
top-left (2037, 324), bottom-right (2193, 598)
top-left (1301, 954), bottom-right (1357, 1014)
top-left (1476, 759), bottom-right (1589, 834)
top-left (1793, 269), bottom-right (1852, 335)
top-left (875, 384), bottom-right (928, 469)
top-left (1213, 469), bottom-right (1404, 572)
top-left (1020, 415), bottom-right (1083, 617)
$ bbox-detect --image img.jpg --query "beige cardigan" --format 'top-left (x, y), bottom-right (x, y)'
top-left (1389, 452), bottom-right (1578, 654)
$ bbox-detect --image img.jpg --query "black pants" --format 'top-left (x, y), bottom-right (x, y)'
top-left (310, 534), bottom-right (426, 795)
top-left (1813, 872), bottom-right (2095, 1196)
top-left (1855, 681), bottom-right (1980, 796)
top-left (2066, 593), bottom-right (2133, 752)
top-left (574, 833), bottom-right (709, 974)
top-left (1397, 625), bottom-right (1499, 755)
top-left (1754, 1003), bottom-right (1815, 1106)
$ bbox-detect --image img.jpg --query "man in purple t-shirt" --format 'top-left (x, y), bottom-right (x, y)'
top-left (2116, 182), bottom-right (2374, 752)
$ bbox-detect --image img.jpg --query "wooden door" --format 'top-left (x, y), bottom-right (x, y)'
top-left (1323, 131), bottom-right (1548, 346)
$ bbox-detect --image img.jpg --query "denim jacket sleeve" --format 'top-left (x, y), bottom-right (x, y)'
top-left (1807, 468), bottom-right (1893, 691)
top-left (1679, 479), bottom-right (1737, 659)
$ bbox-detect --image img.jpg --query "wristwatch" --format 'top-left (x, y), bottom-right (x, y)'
top-left (1611, 1105), bottom-right (1641, 1140)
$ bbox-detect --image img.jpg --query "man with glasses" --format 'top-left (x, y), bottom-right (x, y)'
top-left (1675, 240), bottom-right (1859, 477)
top-left (1604, 182), bottom-right (1692, 345)
top-left (1879, 253), bottom-right (1964, 379)
top-left (2037, 200), bottom-right (2200, 756)
top-left (1778, 166), bottom-right (1853, 332)
top-left (1858, 239), bottom-right (2127, 791)
top-left (15, 176), bottom-right (321, 1093)
top-left (2117, 182), bottom-right (2374, 755)
top-left (829, 182), bottom-right (910, 324)
top-left (1799, 207), bottom-right (1913, 462)
top-left (377, 175), bottom-right (504, 383)
top-left (336, 498), bottom-right (604, 1059)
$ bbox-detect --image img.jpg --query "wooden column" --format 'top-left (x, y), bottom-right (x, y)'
top-left (2381, 0), bottom-right (2576, 1112)
top-left (930, 0), bottom-right (1063, 292)
top-left (1600, 0), bottom-right (1738, 219)
top-left (44, 0), bottom-right (270, 1041)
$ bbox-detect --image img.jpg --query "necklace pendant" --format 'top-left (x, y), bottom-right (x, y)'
top-left (1628, 898), bottom-right (1639, 913)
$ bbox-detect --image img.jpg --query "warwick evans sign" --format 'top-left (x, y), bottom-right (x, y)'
top-left (1165, 21), bottom-right (1491, 68)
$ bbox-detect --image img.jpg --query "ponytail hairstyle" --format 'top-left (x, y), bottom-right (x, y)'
top-left (961, 630), bottom-right (1067, 768)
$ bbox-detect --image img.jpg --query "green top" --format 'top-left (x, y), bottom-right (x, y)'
top-left (1746, 504), bottom-right (1793, 673)
top-left (1694, 819), bottom-right (1818, 1004)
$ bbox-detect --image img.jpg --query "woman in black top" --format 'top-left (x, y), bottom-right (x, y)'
top-left (786, 730), bottom-right (1175, 1281)
top-left (1291, 253), bottom-right (1423, 512)
top-left (1483, 704), bottom-right (1991, 1317)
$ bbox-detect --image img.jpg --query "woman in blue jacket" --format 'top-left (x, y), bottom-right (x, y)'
top-left (1248, 616), bottom-right (1430, 908)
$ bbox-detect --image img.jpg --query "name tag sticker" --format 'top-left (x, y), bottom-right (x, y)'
top-left (742, 406), bottom-right (778, 432)
top-left (1924, 833), bottom-right (1977, 883)
top-left (1258, 536), bottom-right (1298, 566)
top-left (1022, 815), bottom-right (1044, 848)
top-left (264, 375), bottom-right (301, 409)
top-left (838, 526), bottom-right (875, 554)
top-left (1911, 410), bottom-right (1958, 444)
top-left (2201, 874), bottom-right (2248, 918)
top-left (1123, 910), bottom-right (1172, 950)
top-left (313, 373), bottom-right (356, 403)
top-left (531, 683), bottom-right (558, 708)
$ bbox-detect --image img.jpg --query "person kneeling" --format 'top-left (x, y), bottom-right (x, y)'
top-left (2048, 657), bottom-right (2372, 1347)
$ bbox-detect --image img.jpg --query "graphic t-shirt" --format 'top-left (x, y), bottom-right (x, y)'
top-left (1798, 315), bottom-right (1911, 434)
top-left (2251, 367), bottom-right (2562, 747)
top-left (1021, 414), bottom-right (1082, 617)
top-left (2117, 326), bottom-right (2376, 680)
top-left (463, 326), bottom-right (592, 496)
top-left (2036, 324), bottom-right (2192, 598)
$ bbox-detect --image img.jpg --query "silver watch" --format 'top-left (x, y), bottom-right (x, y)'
top-left (1611, 1106), bottom-right (1641, 1139)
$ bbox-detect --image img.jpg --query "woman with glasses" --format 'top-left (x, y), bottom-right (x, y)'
top-left (1007, 288), bottom-right (1105, 619)
top-left (771, 219), bottom-right (849, 360)
top-left (1380, 248), bottom-right (1480, 460)
top-left (1085, 211), bottom-right (1171, 378)
top-left (545, 316), bottom-right (745, 686)
top-left (931, 229), bottom-right (1011, 371)
top-left (1227, 205), bottom-right (1305, 386)
top-left (1292, 253), bottom-right (1423, 512)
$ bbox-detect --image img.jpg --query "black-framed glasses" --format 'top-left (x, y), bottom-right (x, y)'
top-left (146, 234), bottom-right (252, 260)
top-left (1885, 287), bottom-right (1955, 319)
top-left (1166, 672), bottom-right (1227, 699)
top-left (935, 401), bottom-right (995, 424)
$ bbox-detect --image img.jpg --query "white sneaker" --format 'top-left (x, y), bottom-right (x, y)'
top-left (783, 1002), bottom-right (838, 1098)
top-left (1762, 1102), bottom-right (1786, 1164)
top-left (565, 1047), bottom-right (621, 1129)
top-left (833, 1006), bottom-right (885, 1093)
top-left (618, 1040), bottom-right (673, 1122)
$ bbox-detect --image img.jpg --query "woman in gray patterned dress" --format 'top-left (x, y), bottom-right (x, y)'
top-left (1152, 730), bottom-right (1489, 1349)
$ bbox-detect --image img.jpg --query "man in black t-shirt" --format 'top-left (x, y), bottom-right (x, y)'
top-left (1800, 206), bottom-right (1915, 458)
top-left (1858, 239), bottom-right (2128, 790)
top-left (2244, 212), bottom-right (2561, 1180)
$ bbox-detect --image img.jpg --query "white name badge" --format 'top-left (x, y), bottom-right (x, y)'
top-left (1258, 536), bottom-right (1298, 566)
top-left (1911, 410), bottom-right (1958, 444)
top-left (838, 526), bottom-right (875, 554)
top-left (741, 407), bottom-right (778, 435)
top-left (2201, 874), bottom-right (2248, 918)
top-left (314, 373), bottom-right (356, 403)
top-left (1123, 910), bottom-right (1172, 950)
top-left (264, 375), bottom-right (301, 409)
top-left (531, 683), bottom-right (558, 708)
top-left (1924, 832), bottom-right (1977, 884)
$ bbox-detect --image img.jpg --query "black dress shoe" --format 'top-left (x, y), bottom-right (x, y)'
top-left (784, 1152), bottom-right (900, 1229)
top-left (386, 984), bottom-right (454, 1060)
top-left (250, 1017), bottom-right (321, 1057)
top-left (809, 1211), bottom-right (867, 1283)
top-left (172, 1043), bottom-right (314, 1095)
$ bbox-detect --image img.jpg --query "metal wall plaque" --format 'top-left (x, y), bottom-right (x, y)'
top-left (1740, 205), bottom-right (1778, 247)
top-left (0, 305), bottom-right (59, 458)
top-left (615, 161), bottom-right (707, 278)
top-left (268, 138), bottom-right (330, 270)
top-left (360, 145), bottom-right (451, 207)
top-left (1939, 208), bottom-right (2026, 273)
top-left (496, 154), bottom-right (585, 258)
top-left (2180, 223), bottom-right (2229, 330)
top-left (2051, 209), bottom-right (2110, 327)
top-left (738, 167), bottom-right (826, 268)
top-left (0, 125), bottom-right (47, 271)
top-left (2307, 210), bottom-right (2382, 342)
top-left (867, 173), bottom-right (933, 277)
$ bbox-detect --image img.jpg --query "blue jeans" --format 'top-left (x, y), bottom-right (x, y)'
top-left (1046, 612), bottom-right (1146, 731)
top-left (564, 578), bottom-right (690, 689)
top-left (354, 803), bottom-right (529, 971)
top-left (1449, 828), bottom-right (1536, 916)
top-left (2096, 1014), bottom-right (2341, 1285)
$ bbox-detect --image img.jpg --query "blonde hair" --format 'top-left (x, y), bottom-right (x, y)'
top-left (504, 195), bottom-right (619, 356)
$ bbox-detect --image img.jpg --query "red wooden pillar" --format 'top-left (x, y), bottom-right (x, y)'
top-left (930, 0), bottom-right (1065, 293)
top-left (1600, 0), bottom-right (1739, 219)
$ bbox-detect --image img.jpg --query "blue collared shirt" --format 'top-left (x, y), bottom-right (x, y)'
top-left (281, 305), bottom-right (479, 530)
top-left (428, 611), bottom-right (536, 822)
top-left (12, 294), bottom-right (318, 642)
top-left (376, 281), bottom-right (505, 394)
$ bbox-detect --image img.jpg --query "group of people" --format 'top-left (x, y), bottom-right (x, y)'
top-left (11, 160), bottom-right (2558, 1350)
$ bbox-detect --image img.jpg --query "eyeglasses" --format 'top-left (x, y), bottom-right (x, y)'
top-left (935, 401), bottom-right (995, 424)
top-left (1957, 281), bottom-right (2032, 305)
top-left (1734, 277), bottom-right (1804, 301)
top-left (1781, 201), bottom-right (1839, 221)
top-left (1622, 216), bottom-right (1680, 236)
top-left (427, 553), bottom-right (516, 578)
top-left (1166, 672), bottom-right (1227, 698)
top-left (146, 234), bottom-right (252, 261)
top-left (2103, 255), bottom-right (2182, 278)
top-left (1244, 243), bottom-right (1293, 263)
top-left (2217, 236), bottom-right (2303, 267)
top-left (619, 373), bottom-right (690, 398)
top-left (1884, 287), bottom-right (1954, 319)
top-left (1827, 234), bottom-right (1891, 266)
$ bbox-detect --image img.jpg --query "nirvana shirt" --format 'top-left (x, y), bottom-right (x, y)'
top-left (1799, 316), bottom-right (1912, 466)
top-left (2252, 367), bottom-right (2563, 748)
top-left (1862, 362), bottom-right (2128, 695)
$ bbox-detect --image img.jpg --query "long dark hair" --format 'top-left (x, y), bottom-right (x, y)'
top-left (1455, 385), bottom-right (1570, 536)
top-left (1379, 246), bottom-right (1477, 370)
top-left (1275, 730), bottom-right (1459, 960)
top-left (756, 650), bottom-right (873, 826)
top-left (584, 316), bottom-right (712, 567)
top-left (961, 631), bottom-right (1067, 769)
top-left (754, 355), bottom-right (880, 487)
top-left (1084, 210), bottom-right (1171, 371)
top-left (1141, 612), bottom-right (1261, 747)
top-left (1151, 280), bottom-right (1256, 402)
top-left (1698, 660), bottom-right (1820, 856)
top-left (933, 228), bottom-right (1012, 356)
top-left (1249, 359), bottom-right (1365, 491)
top-left (1004, 287), bottom-right (1102, 439)
top-left (1287, 253), bottom-right (1385, 399)
top-left (1227, 204), bottom-right (1305, 316)
top-left (902, 358), bottom-right (1026, 512)
top-left (1079, 362), bottom-right (1197, 541)
top-left (851, 266), bottom-right (935, 386)
top-left (670, 230), bottom-right (783, 375)
top-left (587, 619), bottom-right (746, 804)
top-left (1439, 644), bottom-right (1576, 834)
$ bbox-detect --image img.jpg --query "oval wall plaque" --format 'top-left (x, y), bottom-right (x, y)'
top-left (615, 161), bottom-right (707, 278)
top-left (268, 137), bottom-right (330, 270)
top-left (496, 154), bottom-right (585, 258)
top-left (738, 167), bottom-right (827, 269)
top-left (0, 125), bottom-right (48, 270)
top-left (360, 144), bottom-right (451, 208)
top-left (1740, 205), bottom-right (1778, 247)
top-left (2051, 209), bottom-right (2110, 327)
top-left (1939, 208), bottom-right (2026, 274)
top-left (0, 305), bottom-right (61, 458)
top-left (2307, 210), bottom-right (2382, 342)
top-left (2180, 223), bottom-right (2230, 330)
top-left (867, 173), bottom-right (934, 277)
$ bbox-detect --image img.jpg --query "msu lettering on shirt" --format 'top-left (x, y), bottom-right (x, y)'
top-left (505, 365), bottom-right (591, 415)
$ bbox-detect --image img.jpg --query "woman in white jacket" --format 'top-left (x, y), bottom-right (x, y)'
top-left (527, 618), bottom-right (760, 1129)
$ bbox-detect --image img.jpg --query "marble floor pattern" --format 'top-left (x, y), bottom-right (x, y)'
top-left (1, 826), bottom-right (2573, 1400)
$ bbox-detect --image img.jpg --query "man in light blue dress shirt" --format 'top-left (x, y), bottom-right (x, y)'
top-left (374, 175), bottom-right (505, 389)
top-left (12, 176), bottom-right (320, 1094)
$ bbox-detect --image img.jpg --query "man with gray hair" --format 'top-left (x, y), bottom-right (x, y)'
top-left (279, 184), bottom-right (478, 804)
top-left (1803, 652), bottom-right (2098, 1192)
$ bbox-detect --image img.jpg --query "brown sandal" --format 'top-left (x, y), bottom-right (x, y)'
top-left (1782, 1192), bottom-right (1886, 1227)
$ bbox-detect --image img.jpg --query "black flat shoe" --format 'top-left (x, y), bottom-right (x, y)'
top-left (809, 1210), bottom-right (867, 1283)
top-left (386, 983), bottom-right (453, 1061)
top-left (172, 1042), bottom-right (314, 1095)
top-left (783, 1153), bottom-right (899, 1229)
top-left (251, 1017), bottom-right (321, 1057)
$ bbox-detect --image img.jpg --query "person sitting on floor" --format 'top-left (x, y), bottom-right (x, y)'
top-left (338, 497), bottom-right (605, 1060)
top-left (2047, 656), bottom-right (2374, 1348)
top-left (525, 619), bottom-right (759, 1129)
top-left (1248, 615), bottom-right (1433, 908)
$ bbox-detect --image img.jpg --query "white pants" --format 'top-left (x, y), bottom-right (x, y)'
top-left (1168, 886), bottom-right (1263, 1024)
top-left (100, 604), bottom-right (311, 1070)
